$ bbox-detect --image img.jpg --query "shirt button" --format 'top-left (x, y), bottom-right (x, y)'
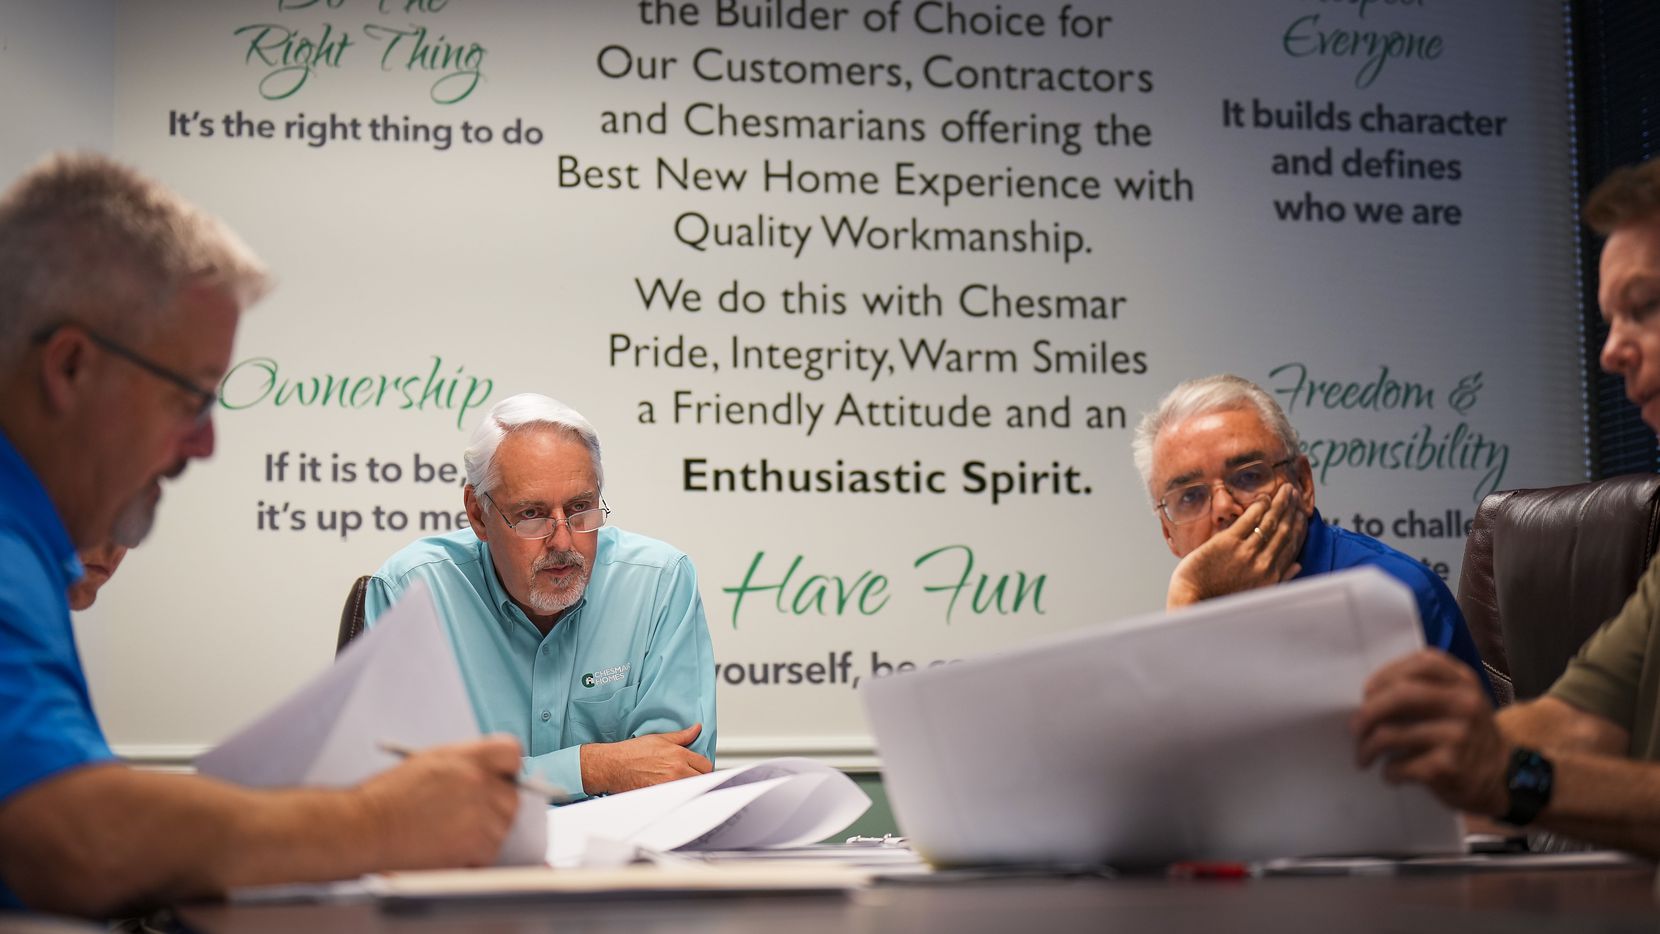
top-left (541, 646), bottom-right (549, 656)
top-left (541, 709), bottom-right (552, 722)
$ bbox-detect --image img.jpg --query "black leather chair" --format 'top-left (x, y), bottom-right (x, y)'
top-left (1457, 474), bottom-right (1660, 707)
top-left (337, 575), bottom-right (371, 655)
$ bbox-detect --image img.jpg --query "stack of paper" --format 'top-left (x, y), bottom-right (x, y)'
top-left (863, 567), bottom-right (1465, 867)
top-left (195, 581), bottom-right (546, 864)
top-left (546, 758), bottom-right (871, 867)
top-left (193, 581), bottom-right (871, 875)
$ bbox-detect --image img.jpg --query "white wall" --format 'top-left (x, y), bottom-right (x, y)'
top-left (0, 0), bottom-right (113, 177)
top-left (4, 0), bottom-right (1582, 765)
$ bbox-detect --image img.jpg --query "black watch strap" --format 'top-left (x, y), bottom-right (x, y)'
top-left (1499, 747), bottom-right (1554, 827)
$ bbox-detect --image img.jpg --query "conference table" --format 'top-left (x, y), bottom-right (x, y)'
top-left (175, 864), bottom-right (1660, 933)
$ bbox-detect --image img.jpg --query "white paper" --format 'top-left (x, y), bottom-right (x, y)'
top-left (863, 567), bottom-right (1465, 868)
top-left (632, 777), bottom-right (796, 852)
top-left (547, 757), bottom-right (871, 867)
top-left (196, 581), bottom-right (547, 865)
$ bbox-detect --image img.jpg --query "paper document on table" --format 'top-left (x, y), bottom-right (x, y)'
top-left (864, 567), bottom-right (1464, 868)
top-left (195, 580), bottom-right (546, 865)
top-left (546, 757), bottom-right (870, 867)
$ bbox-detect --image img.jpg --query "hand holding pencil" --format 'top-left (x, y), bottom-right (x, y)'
top-left (352, 734), bottom-right (530, 870)
top-left (379, 739), bottom-right (569, 803)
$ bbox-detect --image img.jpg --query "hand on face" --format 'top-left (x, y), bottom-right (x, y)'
top-left (1165, 482), bottom-right (1306, 608)
top-left (579, 724), bottom-right (712, 795)
top-left (1350, 649), bottom-right (1509, 818)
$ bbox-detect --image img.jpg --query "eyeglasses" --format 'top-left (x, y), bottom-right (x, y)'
top-left (35, 324), bottom-right (218, 426)
top-left (481, 492), bottom-right (610, 540)
top-left (1155, 458), bottom-right (1294, 525)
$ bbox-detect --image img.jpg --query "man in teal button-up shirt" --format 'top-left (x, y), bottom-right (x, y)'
top-left (365, 393), bottom-right (716, 799)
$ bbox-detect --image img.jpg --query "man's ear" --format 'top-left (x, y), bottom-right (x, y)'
top-left (463, 486), bottom-right (489, 541)
top-left (36, 327), bottom-right (93, 415)
top-left (1292, 455), bottom-right (1316, 516)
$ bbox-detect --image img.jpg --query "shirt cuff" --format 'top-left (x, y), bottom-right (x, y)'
top-left (524, 745), bottom-right (588, 802)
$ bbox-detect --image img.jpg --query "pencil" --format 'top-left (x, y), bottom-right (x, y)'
top-left (377, 738), bottom-right (570, 804)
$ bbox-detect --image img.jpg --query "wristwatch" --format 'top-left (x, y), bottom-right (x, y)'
top-left (1499, 747), bottom-right (1554, 826)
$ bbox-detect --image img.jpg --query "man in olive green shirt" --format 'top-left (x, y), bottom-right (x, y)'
top-left (1550, 562), bottom-right (1660, 763)
top-left (1351, 157), bottom-right (1660, 856)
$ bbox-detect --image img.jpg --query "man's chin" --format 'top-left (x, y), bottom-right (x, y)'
top-left (527, 578), bottom-right (589, 617)
top-left (110, 490), bottom-right (159, 547)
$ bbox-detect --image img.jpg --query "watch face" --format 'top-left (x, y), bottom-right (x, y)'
top-left (1503, 748), bottom-right (1554, 826)
top-left (1511, 759), bottom-right (1550, 793)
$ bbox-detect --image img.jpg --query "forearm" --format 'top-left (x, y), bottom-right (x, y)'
top-left (1492, 698), bottom-right (1650, 851)
top-left (0, 764), bottom-right (380, 917)
top-left (215, 777), bottom-right (386, 888)
top-left (1497, 697), bottom-right (1628, 757)
top-left (1528, 751), bottom-right (1660, 856)
top-left (1165, 574), bottom-right (1201, 610)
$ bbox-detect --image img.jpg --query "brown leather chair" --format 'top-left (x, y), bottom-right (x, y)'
top-left (337, 575), bottom-right (371, 655)
top-left (1457, 474), bottom-right (1660, 707)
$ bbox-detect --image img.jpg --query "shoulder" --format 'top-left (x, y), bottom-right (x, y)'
top-left (373, 528), bottom-right (487, 588)
top-left (1618, 550), bottom-right (1660, 626)
top-left (1314, 527), bottom-right (1460, 627)
top-left (0, 526), bottom-right (65, 620)
top-left (599, 526), bottom-right (694, 574)
top-left (0, 522), bottom-right (44, 571)
top-left (1324, 523), bottom-right (1451, 601)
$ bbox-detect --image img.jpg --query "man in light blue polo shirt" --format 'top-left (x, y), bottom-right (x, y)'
top-left (366, 393), bottom-right (717, 799)
top-left (1132, 374), bottom-right (1492, 697)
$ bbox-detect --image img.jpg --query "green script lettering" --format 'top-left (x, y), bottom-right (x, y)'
top-left (219, 354), bottom-right (492, 429)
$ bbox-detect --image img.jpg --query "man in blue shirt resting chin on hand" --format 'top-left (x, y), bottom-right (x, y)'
top-left (365, 393), bottom-right (717, 799)
top-left (1131, 374), bottom-right (1492, 697)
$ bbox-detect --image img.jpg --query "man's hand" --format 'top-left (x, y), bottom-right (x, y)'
top-left (580, 724), bottom-right (713, 795)
top-left (1166, 484), bottom-right (1306, 608)
top-left (353, 735), bottom-right (524, 869)
top-left (1351, 650), bottom-right (1510, 818)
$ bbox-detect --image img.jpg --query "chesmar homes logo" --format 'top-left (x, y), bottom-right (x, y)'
top-left (582, 664), bottom-right (629, 689)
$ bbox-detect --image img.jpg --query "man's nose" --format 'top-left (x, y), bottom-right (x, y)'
top-left (1601, 325), bottom-right (1633, 375)
top-left (1211, 482), bottom-right (1244, 527)
top-left (180, 414), bottom-right (216, 460)
top-left (545, 518), bottom-right (576, 551)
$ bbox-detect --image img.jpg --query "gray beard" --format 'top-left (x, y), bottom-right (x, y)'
top-left (110, 490), bottom-right (156, 547)
top-left (526, 549), bottom-right (590, 615)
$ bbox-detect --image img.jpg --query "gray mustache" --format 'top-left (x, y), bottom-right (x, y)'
top-left (533, 550), bottom-right (586, 574)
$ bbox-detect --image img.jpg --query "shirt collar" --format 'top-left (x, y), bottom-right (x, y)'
top-left (0, 427), bottom-right (81, 586)
top-left (1294, 508), bottom-right (1332, 580)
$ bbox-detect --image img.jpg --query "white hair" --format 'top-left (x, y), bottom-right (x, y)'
top-left (1131, 374), bottom-right (1301, 498)
top-left (465, 393), bottom-right (603, 496)
top-left (0, 152), bottom-right (270, 368)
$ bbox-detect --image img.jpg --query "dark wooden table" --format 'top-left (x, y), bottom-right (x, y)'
top-left (175, 865), bottom-right (1660, 934)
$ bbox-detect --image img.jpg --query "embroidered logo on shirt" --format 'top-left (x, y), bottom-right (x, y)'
top-left (582, 663), bottom-right (629, 688)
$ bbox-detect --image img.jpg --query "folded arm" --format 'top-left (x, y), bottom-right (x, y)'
top-left (578, 556), bottom-right (717, 795)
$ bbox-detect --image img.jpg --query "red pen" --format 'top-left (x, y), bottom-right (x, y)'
top-left (1167, 860), bottom-right (1256, 879)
